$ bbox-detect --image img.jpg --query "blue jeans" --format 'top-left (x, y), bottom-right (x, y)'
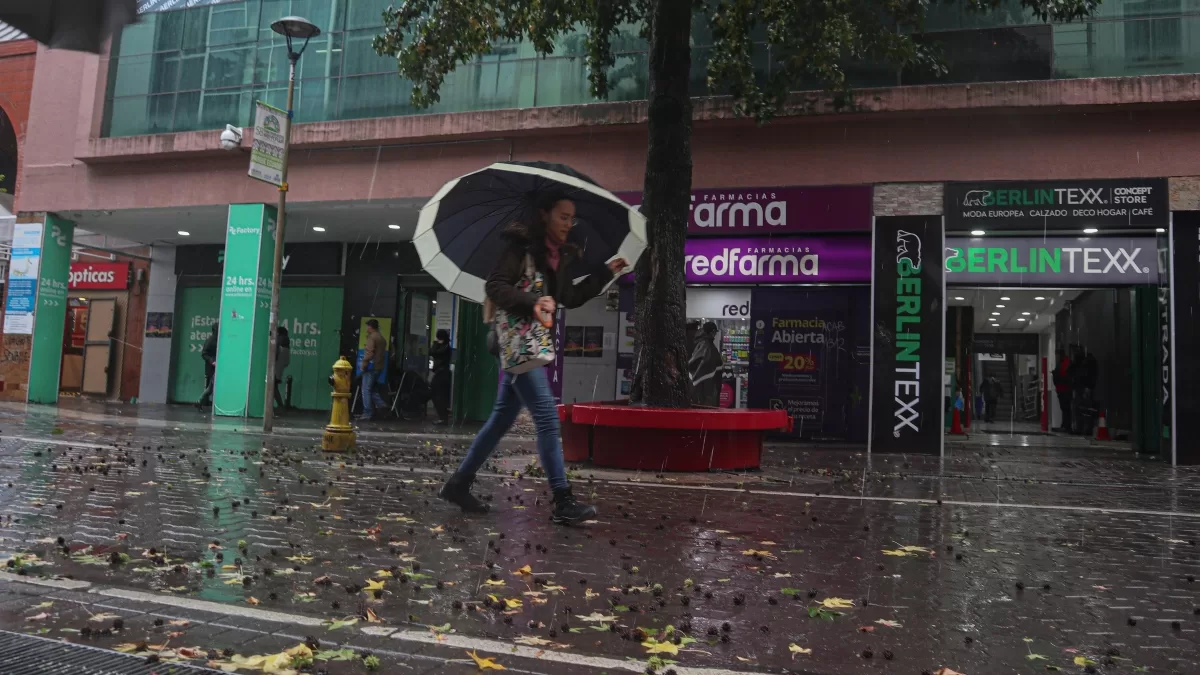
top-left (457, 367), bottom-right (568, 491)
top-left (361, 370), bottom-right (387, 418)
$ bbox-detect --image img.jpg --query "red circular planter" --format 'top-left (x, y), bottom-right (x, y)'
top-left (558, 402), bottom-right (791, 471)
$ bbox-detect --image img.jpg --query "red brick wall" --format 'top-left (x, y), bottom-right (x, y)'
top-left (0, 39), bottom-right (37, 205)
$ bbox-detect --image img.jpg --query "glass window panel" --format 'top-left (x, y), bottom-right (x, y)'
top-left (607, 52), bottom-right (648, 102)
top-left (105, 96), bottom-right (151, 136)
top-left (208, 0), bottom-right (262, 46)
top-left (199, 87), bottom-right (257, 129)
top-left (338, 73), bottom-right (415, 120)
top-left (109, 55), bottom-right (155, 98)
top-left (205, 46), bottom-right (257, 89)
top-left (345, 0), bottom-right (393, 30)
top-left (342, 29), bottom-right (392, 75)
top-left (173, 90), bottom-right (202, 132)
top-left (180, 8), bottom-right (217, 51)
top-left (113, 15), bottom-right (162, 57)
top-left (255, 35), bottom-right (342, 84)
top-left (534, 57), bottom-right (593, 107)
top-left (176, 53), bottom-right (209, 91)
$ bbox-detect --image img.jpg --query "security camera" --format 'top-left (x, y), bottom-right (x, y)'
top-left (220, 125), bottom-right (243, 150)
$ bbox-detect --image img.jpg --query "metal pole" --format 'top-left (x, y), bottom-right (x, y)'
top-left (263, 52), bottom-right (298, 433)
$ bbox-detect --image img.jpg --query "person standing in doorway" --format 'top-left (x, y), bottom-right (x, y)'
top-left (359, 319), bottom-right (388, 421)
top-left (198, 322), bottom-right (218, 409)
top-left (689, 321), bottom-right (724, 407)
top-left (273, 325), bottom-right (291, 410)
top-left (430, 328), bottom-right (453, 425)
top-left (438, 190), bottom-right (626, 525)
top-left (981, 374), bottom-right (1002, 423)
top-left (1052, 348), bottom-right (1072, 432)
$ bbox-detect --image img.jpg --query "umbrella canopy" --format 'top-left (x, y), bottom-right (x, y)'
top-left (0, 0), bottom-right (137, 53)
top-left (414, 161), bottom-right (647, 303)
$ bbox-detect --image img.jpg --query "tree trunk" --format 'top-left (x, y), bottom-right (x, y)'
top-left (631, 0), bottom-right (693, 408)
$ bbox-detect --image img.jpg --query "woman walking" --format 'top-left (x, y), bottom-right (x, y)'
top-left (439, 191), bottom-right (626, 525)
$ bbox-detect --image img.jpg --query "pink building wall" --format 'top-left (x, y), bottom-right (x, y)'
top-left (18, 45), bottom-right (1200, 216)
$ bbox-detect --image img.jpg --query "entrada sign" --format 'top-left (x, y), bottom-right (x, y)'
top-left (945, 179), bottom-right (1168, 230)
top-left (943, 237), bottom-right (1159, 285)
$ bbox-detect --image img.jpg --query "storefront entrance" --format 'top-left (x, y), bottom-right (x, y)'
top-left (869, 178), bottom-right (1183, 461)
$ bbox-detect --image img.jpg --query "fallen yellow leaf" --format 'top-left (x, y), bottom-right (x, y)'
top-left (513, 565), bottom-right (532, 576)
top-left (365, 607), bottom-right (381, 623)
top-left (789, 643), bottom-right (812, 658)
top-left (466, 650), bottom-right (506, 670)
top-left (364, 579), bottom-right (386, 592)
top-left (641, 639), bottom-right (679, 655)
top-left (504, 598), bottom-right (522, 609)
top-left (246, 596), bottom-right (260, 606)
top-left (1074, 656), bottom-right (1095, 667)
top-left (821, 597), bottom-right (855, 609)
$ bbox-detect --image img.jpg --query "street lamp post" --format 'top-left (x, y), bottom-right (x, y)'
top-left (263, 15), bottom-right (320, 433)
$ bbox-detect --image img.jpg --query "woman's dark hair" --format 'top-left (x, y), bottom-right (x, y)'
top-left (436, 329), bottom-right (450, 342)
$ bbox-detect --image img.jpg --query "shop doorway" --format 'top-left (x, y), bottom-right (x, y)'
top-left (945, 283), bottom-right (1164, 452)
top-left (60, 297), bottom-right (118, 395)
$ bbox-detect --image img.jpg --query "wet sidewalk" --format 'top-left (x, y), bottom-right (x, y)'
top-left (0, 407), bottom-right (1197, 674)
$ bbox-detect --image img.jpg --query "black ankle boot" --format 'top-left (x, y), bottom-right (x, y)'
top-left (439, 472), bottom-right (489, 514)
top-left (551, 485), bottom-right (596, 525)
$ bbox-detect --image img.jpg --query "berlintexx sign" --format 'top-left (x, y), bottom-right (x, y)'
top-left (943, 237), bottom-right (1159, 285)
top-left (944, 179), bottom-right (1168, 231)
top-left (870, 216), bottom-right (944, 455)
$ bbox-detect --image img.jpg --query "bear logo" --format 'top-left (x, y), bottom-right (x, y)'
top-left (962, 190), bottom-right (989, 207)
top-left (896, 230), bottom-right (922, 271)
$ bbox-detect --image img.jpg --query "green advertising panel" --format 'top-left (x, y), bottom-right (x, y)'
top-left (213, 204), bottom-right (276, 417)
top-left (28, 214), bottom-right (75, 405)
top-left (172, 285), bottom-right (343, 410)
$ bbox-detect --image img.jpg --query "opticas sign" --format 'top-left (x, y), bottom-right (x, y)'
top-left (943, 237), bottom-right (1160, 285)
top-left (944, 179), bottom-right (1168, 230)
top-left (68, 263), bottom-right (131, 290)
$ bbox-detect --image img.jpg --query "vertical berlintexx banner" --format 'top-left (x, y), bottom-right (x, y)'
top-left (869, 216), bottom-right (945, 455)
top-left (214, 204), bottom-right (277, 417)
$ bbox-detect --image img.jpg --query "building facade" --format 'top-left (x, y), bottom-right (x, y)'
top-left (7, 0), bottom-right (1200, 461)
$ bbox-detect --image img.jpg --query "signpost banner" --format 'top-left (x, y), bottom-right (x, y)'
top-left (616, 185), bottom-right (872, 235)
top-left (944, 179), bottom-right (1168, 231)
top-left (684, 236), bottom-right (871, 284)
top-left (69, 262), bottom-right (131, 290)
top-left (869, 216), bottom-right (945, 455)
top-left (3, 222), bottom-right (43, 335)
top-left (248, 101), bottom-right (288, 187)
top-left (943, 237), bottom-right (1159, 285)
top-left (28, 215), bottom-right (75, 404)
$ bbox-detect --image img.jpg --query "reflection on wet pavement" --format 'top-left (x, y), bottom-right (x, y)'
top-left (0, 412), bottom-right (1197, 675)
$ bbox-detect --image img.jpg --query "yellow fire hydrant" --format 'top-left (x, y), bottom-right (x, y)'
top-left (322, 356), bottom-right (357, 452)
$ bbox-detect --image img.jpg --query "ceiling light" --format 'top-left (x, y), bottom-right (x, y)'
top-left (1022, 311), bottom-right (1031, 316)
top-left (954, 296), bottom-right (965, 301)
top-left (1000, 296), bottom-right (1010, 301)
top-left (388, 224), bottom-right (401, 230)
top-left (970, 230), bottom-right (985, 236)
top-left (1017, 318), bottom-right (1026, 322)
top-left (178, 230), bottom-right (190, 236)
top-left (313, 226), bottom-right (326, 232)
top-left (991, 311), bottom-right (1001, 316)
top-left (1083, 227), bottom-right (1098, 234)
top-left (1156, 227), bottom-right (1166, 233)
top-left (995, 304), bottom-right (1005, 308)
top-left (1034, 296), bottom-right (1045, 301)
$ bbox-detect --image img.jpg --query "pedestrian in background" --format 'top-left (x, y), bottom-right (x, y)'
top-left (981, 373), bottom-right (1002, 423)
top-left (430, 328), bottom-right (452, 425)
top-left (1053, 347), bottom-right (1073, 432)
top-left (198, 322), bottom-right (218, 409)
top-left (273, 325), bottom-right (291, 410)
top-left (359, 319), bottom-right (388, 421)
top-left (439, 190), bottom-right (625, 525)
top-left (689, 321), bottom-right (723, 407)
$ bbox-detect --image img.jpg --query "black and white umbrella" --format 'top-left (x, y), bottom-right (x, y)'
top-left (414, 161), bottom-right (647, 303)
